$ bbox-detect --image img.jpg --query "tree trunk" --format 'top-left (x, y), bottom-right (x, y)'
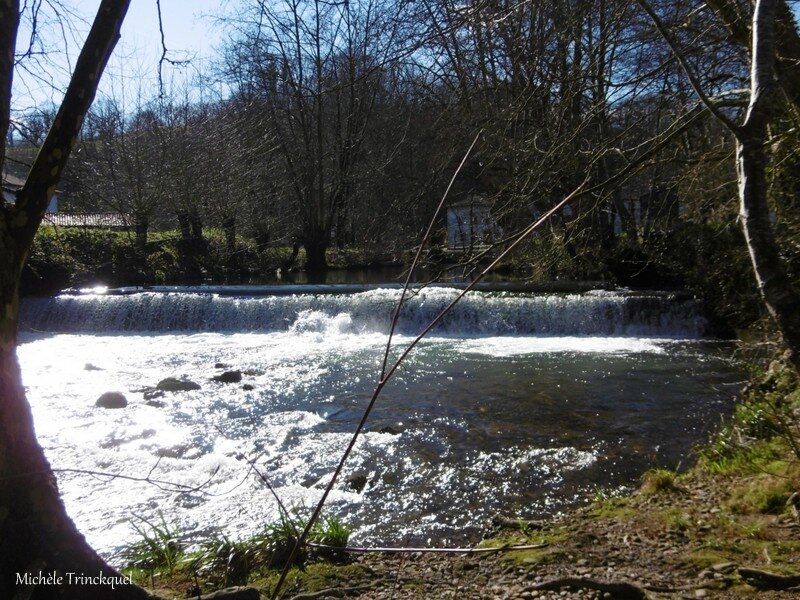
top-left (0, 0), bottom-right (19, 172)
top-left (0, 235), bottom-right (153, 599)
top-left (177, 211), bottom-right (191, 240)
top-left (303, 237), bottom-right (328, 271)
top-left (737, 133), bottom-right (800, 370)
top-left (1, 2), bottom-right (160, 597)
top-left (736, 0), bottom-right (800, 370)
top-left (134, 215), bottom-right (148, 254)
top-left (190, 214), bottom-right (204, 241)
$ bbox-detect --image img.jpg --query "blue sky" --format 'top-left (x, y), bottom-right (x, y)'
top-left (12, 1), bottom-right (800, 115)
top-left (13, 0), bottom-right (228, 111)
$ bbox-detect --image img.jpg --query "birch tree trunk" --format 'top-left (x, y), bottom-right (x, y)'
top-left (736, 0), bottom-right (800, 370)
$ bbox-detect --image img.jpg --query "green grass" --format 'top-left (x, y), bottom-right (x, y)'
top-left (119, 513), bottom-right (184, 575)
top-left (726, 474), bottom-right (794, 515)
top-left (119, 510), bottom-right (351, 586)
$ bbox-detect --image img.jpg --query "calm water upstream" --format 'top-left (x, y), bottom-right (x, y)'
top-left (18, 286), bottom-right (743, 559)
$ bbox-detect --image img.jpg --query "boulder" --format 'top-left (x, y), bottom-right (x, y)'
top-left (346, 474), bottom-right (368, 493)
top-left (212, 370), bottom-right (242, 384)
top-left (95, 391), bottom-right (127, 409)
top-left (214, 362), bottom-right (230, 369)
top-left (378, 426), bottom-right (402, 435)
top-left (156, 377), bottom-right (201, 392)
top-left (242, 383), bottom-right (255, 391)
top-left (84, 363), bottom-right (103, 371)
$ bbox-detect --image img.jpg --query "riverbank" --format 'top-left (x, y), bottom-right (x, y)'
top-left (130, 357), bottom-right (800, 599)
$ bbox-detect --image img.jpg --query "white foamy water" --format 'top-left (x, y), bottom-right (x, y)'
top-left (17, 289), bottom-right (739, 559)
top-left (21, 287), bottom-right (708, 337)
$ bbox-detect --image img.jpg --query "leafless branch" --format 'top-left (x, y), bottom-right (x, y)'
top-left (636, 0), bottom-right (739, 132)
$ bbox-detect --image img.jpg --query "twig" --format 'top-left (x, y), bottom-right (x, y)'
top-left (636, 0), bottom-right (738, 132)
top-left (272, 133), bottom-right (483, 598)
top-left (380, 130), bottom-right (482, 378)
top-left (236, 453), bottom-right (302, 538)
top-left (155, 0), bottom-right (190, 97)
top-left (738, 567), bottom-right (800, 590)
top-left (288, 583), bottom-right (380, 600)
top-left (305, 542), bottom-right (549, 554)
top-left (41, 466), bottom-right (220, 494)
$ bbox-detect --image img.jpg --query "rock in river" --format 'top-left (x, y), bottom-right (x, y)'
top-left (212, 370), bottom-right (242, 384)
top-left (156, 377), bottom-right (201, 392)
top-left (95, 391), bottom-right (128, 409)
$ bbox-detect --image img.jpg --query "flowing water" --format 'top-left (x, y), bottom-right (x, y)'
top-left (18, 286), bottom-right (742, 558)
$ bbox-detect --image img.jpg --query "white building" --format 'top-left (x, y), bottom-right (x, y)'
top-left (446, 194), bottom-right (498, 250)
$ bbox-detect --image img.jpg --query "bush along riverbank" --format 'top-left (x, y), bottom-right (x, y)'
top-left (119, 357), bottom-right (800, 600)
top-left (21, 226), bottom-right (405, 295)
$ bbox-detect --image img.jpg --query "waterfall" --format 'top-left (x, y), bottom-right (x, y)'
top-left (19, 287), bottom-right (708, 338)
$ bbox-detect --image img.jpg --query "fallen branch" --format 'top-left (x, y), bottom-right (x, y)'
top-left (196, 587), bottom-right (260, 600)
top-left (287, 583), bottom-right (379, 600)
top-left (305, 542), bottom-right (548, 554)
top-left (738, 567), bottom-right (800, 590)
top-left (531, 577), bottom-right (647, 600)
top-left (491, 513), bottom-right (545, 529)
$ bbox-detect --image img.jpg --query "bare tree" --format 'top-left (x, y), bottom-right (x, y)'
top-left (225, 0), bottom-right (418, 269)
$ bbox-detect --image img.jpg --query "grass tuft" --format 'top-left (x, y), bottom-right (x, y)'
top-left (640, 468), bottom-right (680, 495)
top-left (119, 513), bottom-right (184, 575)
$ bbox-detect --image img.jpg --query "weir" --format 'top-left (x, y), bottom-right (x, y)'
top-left (20, 287), bottom-right (708, 337)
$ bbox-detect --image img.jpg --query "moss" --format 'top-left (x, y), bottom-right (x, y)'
top-left (726, 475), bottom-right (794, 515)
top-left (658, 508), bottom-right (692, 533)
top-left (508, 547), bottom-right (567, 566)
top-left (588, 497), bottom-right (637, 521)
top-left (685, 550), bottom-right (737, 569)
top-left (477, 526), bottom-right (570, 567)
top-left (254, 562), bottom-right (370, 597)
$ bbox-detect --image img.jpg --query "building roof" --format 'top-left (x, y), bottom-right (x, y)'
top-left (2, 171), bottom-right (26, 191)
top-left (44, 213), bottom-right (128, 228)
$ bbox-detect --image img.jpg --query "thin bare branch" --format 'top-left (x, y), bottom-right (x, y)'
top-left (636, 0), bottom-right (739, 132)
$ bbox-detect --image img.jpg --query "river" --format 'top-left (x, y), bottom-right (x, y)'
top-left (18, 286), bottom-right (743, 558)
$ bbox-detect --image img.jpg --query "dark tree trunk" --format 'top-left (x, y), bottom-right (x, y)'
top-left (303, 239), bottom-right (329, 271)
top-left (1, 2), bottom-right (159, 597)
top-left (303, 225), bottom-right (329, 271)
top-left (177, 211), bottom-right (191, 240)
top-left (134, 215), bottom-right (148, 254)
top-left (0, 0), bottom-right (19, 172)
top-left (190, 214), bottom-right (204, 241)
top-left (0, 236), bottom-right (154, 600)
top-left (223, 216), bottom-right (236, 278)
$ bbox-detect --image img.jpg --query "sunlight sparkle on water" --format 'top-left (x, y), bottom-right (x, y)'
top-left (17, 301), bottom-right (739, 558)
